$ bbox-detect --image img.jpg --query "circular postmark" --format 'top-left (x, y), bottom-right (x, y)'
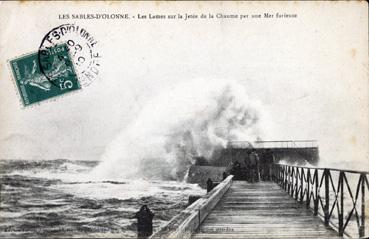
top-left (38, 23), bottom-right (101, 87)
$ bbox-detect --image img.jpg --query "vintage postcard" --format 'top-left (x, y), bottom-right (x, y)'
top-left (0, 1), bottom-right (368, 239)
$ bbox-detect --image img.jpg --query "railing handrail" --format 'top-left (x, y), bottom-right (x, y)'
top-left (254, 140), bottom-right (318, 143)
top-left (227, 140), bottom-right (319, 149)
top-left (150, 175), bottom-right (234, 239)
top-left (275, 163), bottom-right (369, 175)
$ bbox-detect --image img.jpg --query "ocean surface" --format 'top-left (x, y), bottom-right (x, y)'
top-left (0, 159), bottom-right (205, 238)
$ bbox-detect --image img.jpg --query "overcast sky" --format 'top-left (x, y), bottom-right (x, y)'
top-left (0, 2), bottom-right (368, 169)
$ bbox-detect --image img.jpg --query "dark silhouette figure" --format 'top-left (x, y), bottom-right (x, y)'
top-left (263, 149), bottom-right (275, 180)
top-left (230, 161), bottom-right (242, 180)
top-left (222, 171), bottom-right (227, 180)
top-left (207, 178), bottom-right (213, 192)
top-left (243, 151), bottom-right (251, 181)
top-left (259, 150), bottom-right (267, 181)
top-left (134, 205), bottom-right (154, 238)
top-left (246, 150), bottom-right (260, 182)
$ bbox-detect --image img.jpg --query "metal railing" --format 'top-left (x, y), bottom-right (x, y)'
top-left (227, 140), bottom-right (318, 149)
top-left (254, 140), bottom-right (318, 148)
top-left (272, 163), bottom-right (369, 238)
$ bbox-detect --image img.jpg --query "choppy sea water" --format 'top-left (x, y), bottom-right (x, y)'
top-left (0, 159), bottom-right (205, 238)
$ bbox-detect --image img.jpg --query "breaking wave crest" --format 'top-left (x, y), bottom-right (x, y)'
top-left (91, 79), bottom-right (269, 180)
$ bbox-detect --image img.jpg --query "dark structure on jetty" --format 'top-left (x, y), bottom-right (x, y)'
top-left (221, 140), bottom-right (319, 166)
top-left (187, 140), bottom-right (319, 187)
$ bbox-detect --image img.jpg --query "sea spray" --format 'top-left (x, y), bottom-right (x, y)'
top-left (91, 79), bottom-right (269, 181)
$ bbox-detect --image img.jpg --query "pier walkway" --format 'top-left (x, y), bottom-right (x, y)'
top-left (151, 163), bottom-right (369, 239)
top-left (193, 181), bottom-right (338, 239)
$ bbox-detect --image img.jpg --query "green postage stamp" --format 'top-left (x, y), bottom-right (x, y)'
top-left (9, 44), bottom-right (81, 106)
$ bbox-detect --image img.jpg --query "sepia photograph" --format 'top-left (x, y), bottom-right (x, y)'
top-left (0, 1), bottom-right (368, 238)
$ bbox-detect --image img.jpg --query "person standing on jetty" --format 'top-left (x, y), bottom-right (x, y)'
top-left (243, 151), bottom-right (250, 181)
top-left (231, 160), bottom-right (242, 180)
top-left (247, 149), bottom-right (260, 182)
top-left (134, 205), bottom-right (154, 238)
top-left (260, 149), bottom-right (273, 181)
top-left (259, 150), bottom-right (267, 181)
top-left (262, 149), bottom-right (275, 180)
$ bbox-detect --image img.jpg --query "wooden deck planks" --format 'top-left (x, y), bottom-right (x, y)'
top-left (193, 181), bottom-right (339, 239)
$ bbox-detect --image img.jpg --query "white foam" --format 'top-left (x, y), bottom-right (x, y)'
top-left (54, 179), bottom-right (205, 200)
top-left (90, 79), bottom-right (268, 180)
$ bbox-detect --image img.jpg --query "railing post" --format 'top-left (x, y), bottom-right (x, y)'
top-left (281, 165), bottom-right (284, 188)
top-left (275, 164), bottom-right (278, 183)
top-left (300, 168), bottom-right (304, 203)
top-left (324, 169), bottom-right (330, 226)
top-left (286, 166), bottom-right (291, 194)
top-left (295, 167), bottom-right (299, 200)
top-left (292, 167), bottom-right (295, 197)
top-left (359, 174), bottom-right (366, 237)
top-left (278, 164), bottom-right (282, 184)
top-left (338, 172), bottom-right (344, 237)
top-left (306, 169), bottom-right (310, 209)
top-left (282, 165), bottom-right (284, 183)
top-left (314, 169), bottom-right (319, 216)
top-left (284, 165), bottom-right (288, 190)
top-left (292, 167), bottom-right (296, 198)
